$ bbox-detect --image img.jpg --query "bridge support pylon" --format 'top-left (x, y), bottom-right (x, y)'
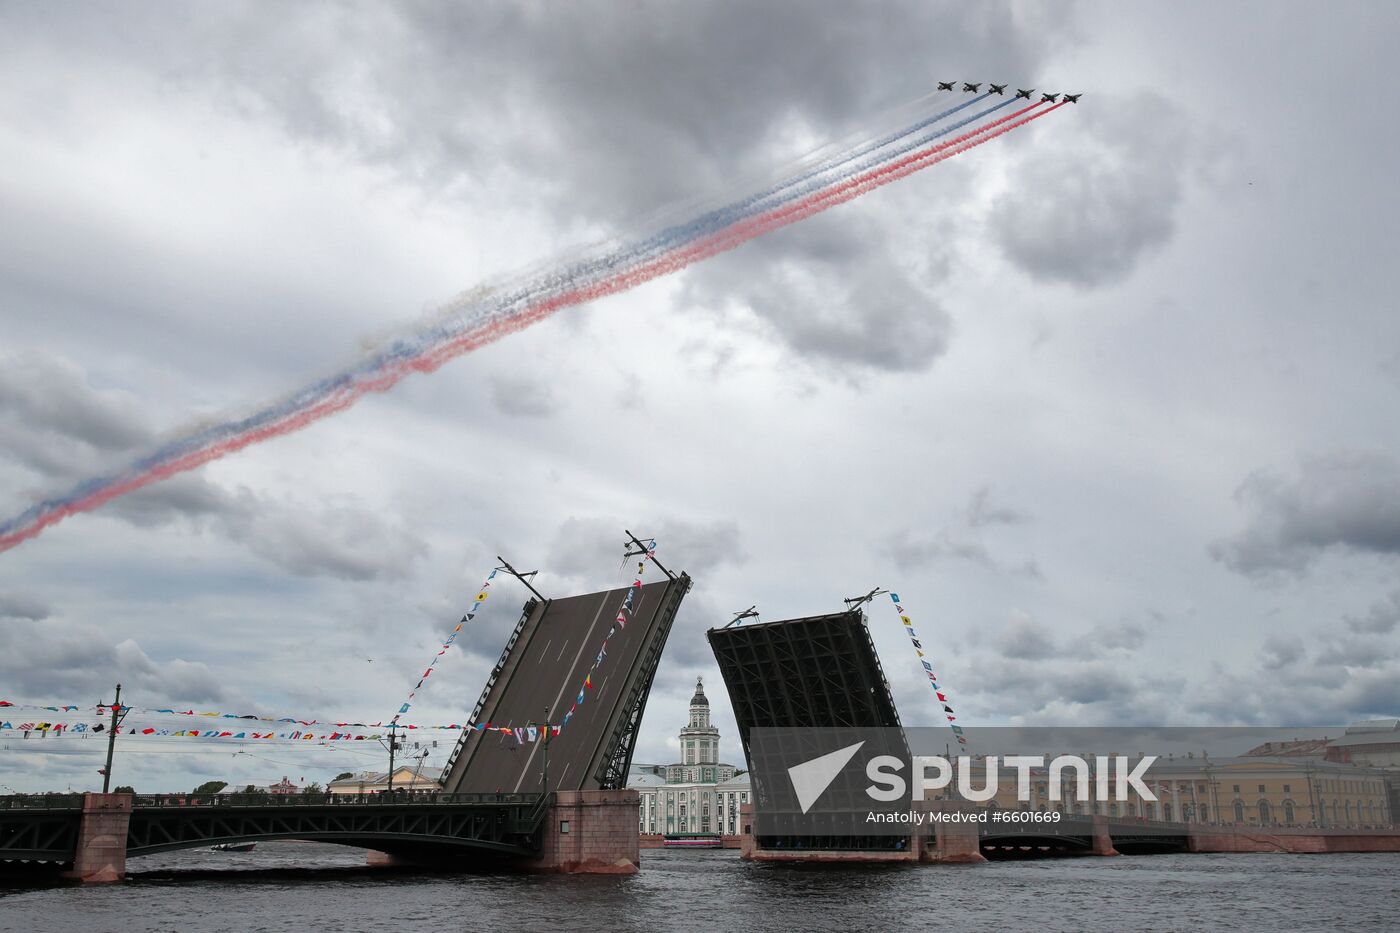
top-left (62, 793), bottom-right (132, 884)
top-left (530, 789), bottom-right (640, 874)
top-left (1091, 814), bottom-right (1120, 856)
top-left (917, 800), bottom-right (987, 863)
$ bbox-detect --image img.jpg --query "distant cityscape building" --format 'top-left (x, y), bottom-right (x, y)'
top-left (1324, 719), bottom-right (1400, 768)
top-left (327, 766), bottom-right (442, 795)
top-left (218, 775), bottom-right (302, 795)
top-left (974, 748), bottom-right (1393, 830)
top-left (631, 678), bottom-right (749, 835)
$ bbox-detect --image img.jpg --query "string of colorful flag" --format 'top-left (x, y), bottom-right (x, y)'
top-left (468, 538), bottom-right (659, 744)
top-left (890, 591), bottom-right (966, 747)
top-left (390, 567), bottom-right (499, 727)
top-left (0, 720), bottom-right (403, 741)
top-left (0, 700), bottom-right (463, 730)
top-left (0, 711), bottom-right (470, 741)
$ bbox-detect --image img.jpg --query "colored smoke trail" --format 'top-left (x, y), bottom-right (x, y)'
top-left (0, 96), bottom-right (1067, 554)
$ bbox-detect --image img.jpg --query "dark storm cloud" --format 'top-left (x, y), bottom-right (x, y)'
top-left (0, 592), bottom-right (50, 621)
top-left (681, 213), bottom-right (955, 373)
top-left (989, 92), bottom-right (1196, 288)
top-left (962, 608), bottom-right (1399, 727)
top-left (966, 485), bottom-right (1030, 527)
top-left (0, 353), bottom-right (427, 580)
top-left (0, 352), bottom-right (149, 475)
top-left (964, 653), bottom-right (1173, 723)
top-left (17, 2), bottom-right (1069, 376)
top-left (1189, 629), bottom-right (1400, 726)
top-left (1259, 635), bottom-right (1305, 671)
top-left (991, 615), bottom-right (1146, 664)
top-left (888, 528), bottom-right (992, 571)
top-left (1094, 621), bottom-right (1147, 652)
top-left (489, 374), bottom-right (558, 419)
top-left (545, 515), bottom-right (744, 584)
top-left (998, 617), bottom-right (1060, 660)
top-left (169, 2), bottom-right (1067, 217)
top-left (541, 516), bottom-right (743, 671)
top-left (0, 619), bottom-right (223, 704)
top-left (887, 488), bottom-right (1039, 575)
top-left (220, 501), bottom-right (428, 581)
top-left (1346, 590), bottom-right (1400, 635)
top-left (657, 594), bottom-right (728, 668)
top-left (1212, 452), bottom-right (1400, 576)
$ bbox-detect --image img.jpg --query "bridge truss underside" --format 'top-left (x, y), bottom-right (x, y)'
top-left (126, 798), bottom-right (545, 858)
top-left (708, 608), bottom-right (906, 852)
top-left (708, 608), bottom-right (903, 763)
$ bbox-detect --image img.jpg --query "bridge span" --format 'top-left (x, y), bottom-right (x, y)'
top-left (2, 571), bottom-right (691, 882)
top-left (1, 792), bottom-right (551, 878)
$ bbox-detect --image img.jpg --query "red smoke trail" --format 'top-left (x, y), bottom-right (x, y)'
top-left (0, 102), bottom-right (1066, 555)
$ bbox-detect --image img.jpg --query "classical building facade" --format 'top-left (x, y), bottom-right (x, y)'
top-left (975, 753), bottom-right (1393, 829)
top-left (326, 766), bottom-right (443, 796)
top-left (632, 678), bottom-right (749, 835)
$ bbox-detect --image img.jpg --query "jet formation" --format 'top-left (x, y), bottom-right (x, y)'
top-left (940, 83), bottom-right (1081, 102)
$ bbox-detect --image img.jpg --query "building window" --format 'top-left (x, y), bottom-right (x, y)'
top-left (1284, 800), bottom-right (1295, 824)
top-left (1233, 801), bottom-right (1245, 823)
top-left (1258, 785), bottom-right (1266, 794)
top-left (1232, 785), bottom-right (1241, 794)
top-left (1283, 785), bottom-right (1291, 794)
top-left (1259, 800), bottom-right (1271, 824)
top-left (559, 821), bottom-right (570, 834)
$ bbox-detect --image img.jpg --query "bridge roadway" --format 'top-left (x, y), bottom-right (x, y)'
top-left (0, 792), bottom-right (549, 870)
top-left (442, 576), bottom-right (688, 795)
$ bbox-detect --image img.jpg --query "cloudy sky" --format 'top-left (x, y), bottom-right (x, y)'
top-left (2, 2), bottom-right (1398, 793)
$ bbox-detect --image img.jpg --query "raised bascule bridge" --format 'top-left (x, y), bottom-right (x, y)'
top-left (0, 570), bottom-right (691, 882)
top-left (707, 605), bottom-right (1189, 863)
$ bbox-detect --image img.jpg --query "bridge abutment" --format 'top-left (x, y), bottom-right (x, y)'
top-left (62, 793), bottom-right (131, 884)
top-left (1090, 815), bottom-right (1120, 856)
top-left (529, 789), bottom-right (640, 874)
top-left (918, 801), bottom-right (987, 863)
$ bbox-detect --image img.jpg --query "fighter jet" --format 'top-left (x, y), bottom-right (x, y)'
top-left (937, 81), bottom-right (956, 91)
top-left (988, 83), bottom-right (1007, 95)
top-left (1014, 88), bottom-right (1035, 100)
top-left (1041, 92), bottom-right (1060, 103)
top-left (1063, 93), bottom-right (1081, 103)
top-left (963, 82), bottom-right (982, 92)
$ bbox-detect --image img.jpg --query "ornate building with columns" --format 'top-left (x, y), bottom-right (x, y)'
top-left (977, 753), bottom-right (1393, 829)
top-left (631, 677), bottom-right (750, 836)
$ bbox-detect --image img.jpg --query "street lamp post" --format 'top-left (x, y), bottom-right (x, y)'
top-left (97, 684), bottom-right (128, 794)
top-left (384, 724), bottom-right (402, 794)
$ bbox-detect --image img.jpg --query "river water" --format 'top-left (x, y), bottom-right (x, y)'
top-left (1, 843), bottom-right (1395, 932)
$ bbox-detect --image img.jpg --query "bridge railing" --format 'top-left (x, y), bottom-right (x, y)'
top-left (0, 791), bottom-right (547, 810)
top-left (128, 791), bottom-right (545, 809)
top-left (0, 793), bottom-right (86, 810)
